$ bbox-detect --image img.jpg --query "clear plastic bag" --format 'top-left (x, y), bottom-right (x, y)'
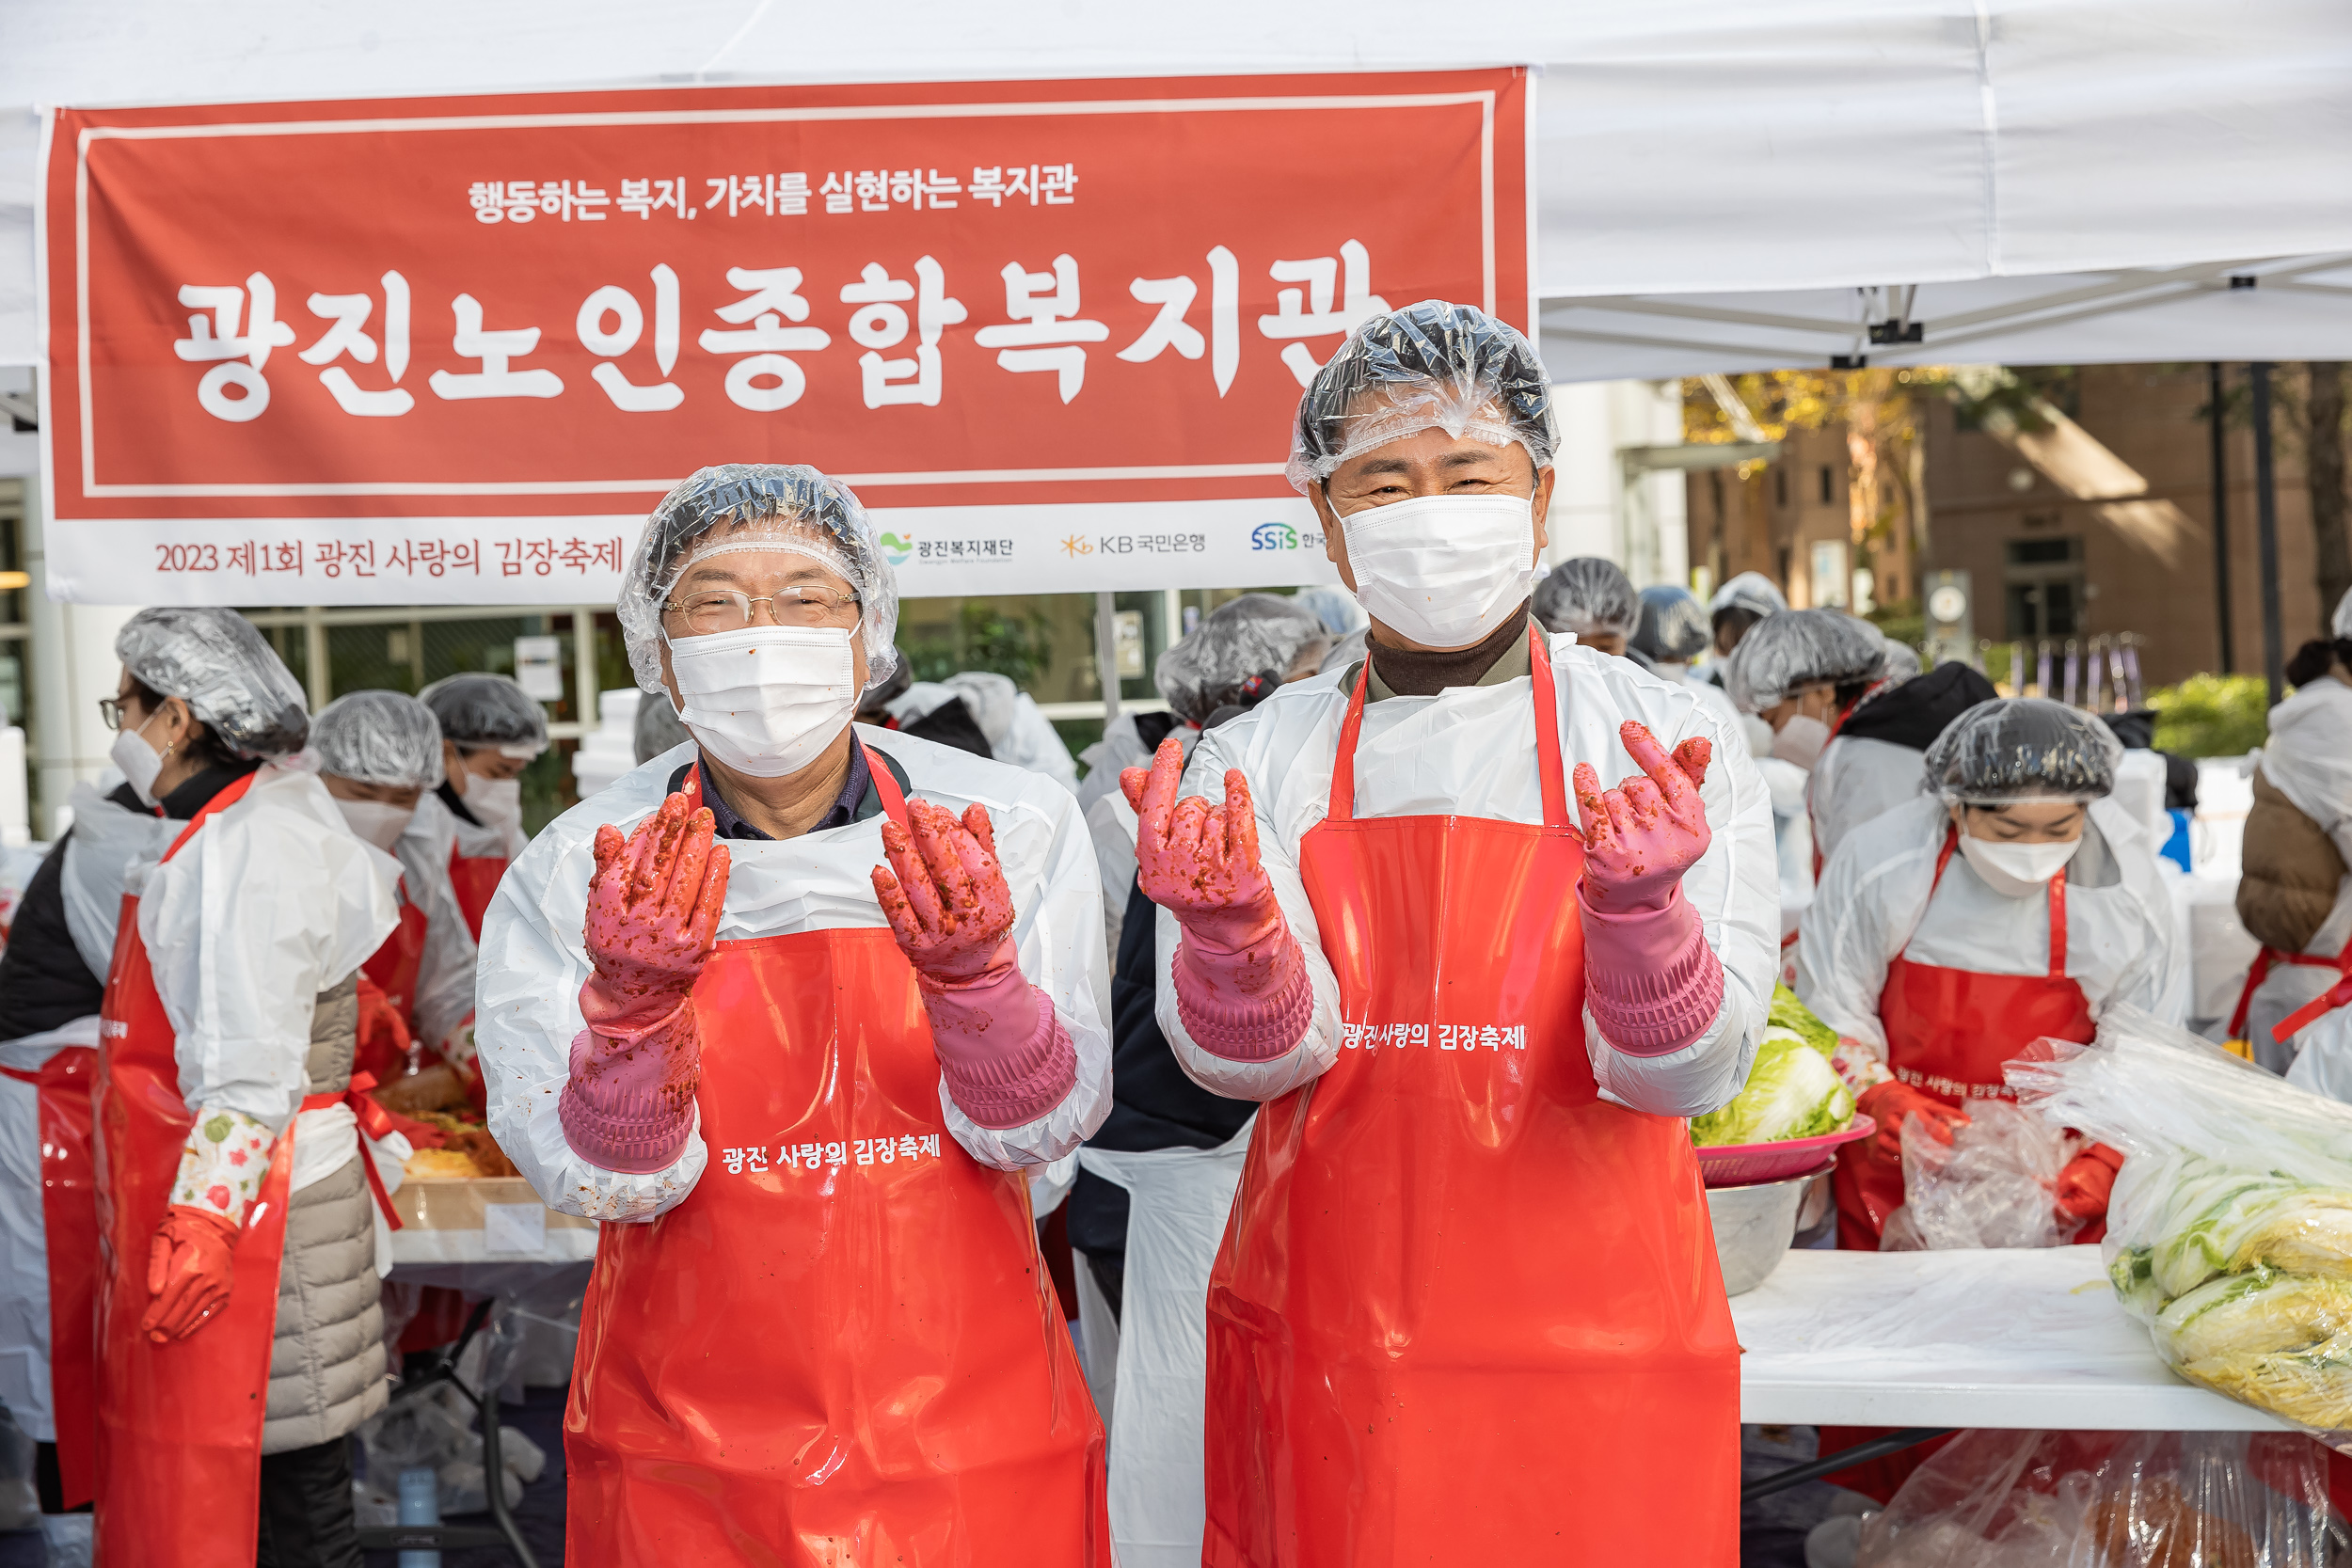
top-left (2008, 1005), bottom-right (2352, 1445)
top-left (1882, 1101), bottom-right (2085, 1253)
top-left (1854, 1428), bottom-right (2337, 1567)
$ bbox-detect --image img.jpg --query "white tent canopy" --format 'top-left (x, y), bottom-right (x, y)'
top-left (4, 0), bottom-right (2352, 376)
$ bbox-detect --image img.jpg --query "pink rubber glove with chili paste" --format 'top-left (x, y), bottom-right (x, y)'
top-left (1120, 737), bottom-right (1312, 1060)
top-left (559, 792), bottom-right (729, 1173)
top-left (1573, 721), bottom-right (1726, 1056)
top-left (873, 799), bottom-right (1076, 1129)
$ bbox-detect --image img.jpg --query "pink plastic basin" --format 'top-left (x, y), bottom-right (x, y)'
top-left (1694, 1114), bottom-right (1875, 1189)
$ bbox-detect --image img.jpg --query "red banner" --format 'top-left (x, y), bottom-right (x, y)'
top-left (39, 70), bottom-right (1530, 604)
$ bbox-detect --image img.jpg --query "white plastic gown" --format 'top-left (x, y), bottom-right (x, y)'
top-left (1082, 721), bottom-right (1202, 961)
top-left (135, 766), bottom-right (406, 1261)
top-left (393, 792), bottom-right (483, 1053)
top-left (939, 672), bottom-right (1081, 794)
top-left (0, 784), bottom-right (180, 1442)
top-left (444, 787), bottom-right (526, 863)
top-left (1794, 795), bottom-right (2190, 1070)
top-left (2247, 679), bottom-right (2352, 1057)
top-left (1810, 734), bottom-right (1929, 865)
top-left (1152, 634), bottom-right (1780, 1117)
top-left (476, 727), bottom-right (1114, 1223)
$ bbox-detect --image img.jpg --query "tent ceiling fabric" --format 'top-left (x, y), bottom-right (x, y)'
top-left (3, 0), bottom-right (2351, 370)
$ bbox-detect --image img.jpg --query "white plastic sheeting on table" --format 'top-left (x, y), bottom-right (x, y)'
top-left (1734, 1245), bottom-right (2291, 1433)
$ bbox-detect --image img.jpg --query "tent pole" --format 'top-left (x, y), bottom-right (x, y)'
top-left (2251, 362), bottom-right (2284, 707)
top-left (1094, 590), bottom-right (1122, 725)
top-left (2208, 363), bottom-right (2233, 674)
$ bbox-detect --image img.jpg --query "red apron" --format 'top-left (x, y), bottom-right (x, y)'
top-left (2230, 935), bottom-right (2352, 1046)
top-left (1834, 827), bottom-right (2095, 1251)
top-left (92, 769), bottom-right (301, 1568)
top-left (446, 842), bottom-right (506, 942)
top-left (1201, 626), bottom-right (1740, 1568)
top-left (25, 1046), bottom-right (99, 1507)
top-left (564, 752), bottom-right (1109, 1567)
top-left (361, 880), bottom-right (429, 1026)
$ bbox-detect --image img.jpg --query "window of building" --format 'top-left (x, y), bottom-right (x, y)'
top-left (2001, 536), bottom-right (2085, 639)
top-left (1818, 466), bottom-right (1836, 505)
top-left (1774, 467), bottom-right (1788, 508)
top-left (1809, 540), bottom-right (1850, 609)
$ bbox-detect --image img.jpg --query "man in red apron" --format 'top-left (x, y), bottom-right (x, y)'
top-left (476, 464), bottom-right (1114, 1564)
top-left (312, 690), bottom-right (480, 1085)
top-left (420, 672), bottom-right (548, 939)
top-left (87, 607), bottom-right (403, 1568)
top-left (1125, 303), bottom-right (1781, 1566)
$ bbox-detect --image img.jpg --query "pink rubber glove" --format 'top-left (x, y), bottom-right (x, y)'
top-left (1573, 722), bottom-right (1725, 1055)
top-left (1855, 1081), bottom-right (1969, 1170)
top-left (558, 792), bottom-right (729, 1173)
top-left (1120, 737), bottom-right (1311, 1060)
top-left (874, 799), bottom-right (1075, 1129)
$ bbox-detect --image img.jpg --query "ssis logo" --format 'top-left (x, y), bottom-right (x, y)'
top-left (1251, 522), bottom-right (1298, 551)
top-left (878, 531), bottom-right (914, 566)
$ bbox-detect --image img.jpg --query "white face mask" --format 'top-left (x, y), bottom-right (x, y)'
top-left (1335, 493), bottom-right (1536, 649)
top-left (667, 624), bottom-right (858, 779)
top-left (110, 722), bottom-right (167, 808)
top-left (335, 798), bottom-right (415, 852)
top-left (1957, 832), bottom-right (2081, 898)
top-left (462, 773), bottom-right (523, 828)
top-left (1770, 713), bottom-right (1833, 770)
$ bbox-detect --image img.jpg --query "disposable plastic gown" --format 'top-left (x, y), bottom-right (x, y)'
top-left (2248, 679), bottom-right (2352, 1053)
top-left (1081, 723), bottom-right (1201, 961)
top-left (477, 728), bottom-right (1114, 1222)
top-left (1794, 795), bottom-right (2189, 1069)
top-left (1152, 634), bottom-right (1778, 1117)
top-left (135, 767), bottom-right (401, 1225)
top-left (1810, 734), bottom-right (1930, 864)
top-left (938, 672), bottom-right (1080, 794)
top-left (0, 783), bottom-right (178, 1442)
top-left (391, 792), bottom-right (483, 1050)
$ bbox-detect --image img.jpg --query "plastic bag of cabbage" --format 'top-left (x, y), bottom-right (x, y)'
top-left (2008, 1004), bottom-right (2352, 1441)
top-left (1691, 985), bottom-right (1854, 1147)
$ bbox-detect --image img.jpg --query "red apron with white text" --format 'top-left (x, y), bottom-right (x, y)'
top-left (1202, 627), bottom-right (1740, 1568)
top-left (92, 769), bottom-right (300, 1568)
top-left (362, 881), bottom-right (429, 1026)
top-left (1834, 828), bottom-right (2095, 1251)
top-left (447, 845), bottom-right (506, 942)
top-left (564, 753), bottom-right (1109, 1567)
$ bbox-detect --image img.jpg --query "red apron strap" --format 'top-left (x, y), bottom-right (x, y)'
top-left (859, 741), bottom-right (912, 830)
top-left (1326, 625), bottom-right (1567, 828)
top-left (303, 1084), bottom-right (405, 1231)
top-left (1931, 825), bottom-right (1959, 889)
top-left (2047, 865), bottom-right (2070, 979)
top-left (0, 1065), bottom-right (37, 1086)
top-left (160, 768), bottom-right (262, 862)
top-left (2229, 948), bottom-right (2282, 1039)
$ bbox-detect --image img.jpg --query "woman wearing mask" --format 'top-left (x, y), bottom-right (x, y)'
top-left (418, 673), bottom-right (547, 939)
top-left (311, 692), bottom-right (480, 1089)
top-left (1633, 584), bottom-right (1747, 736)
top-left (479, 464), bottom-right (1112, 1564)
top-left (1797, 700), bottom-right (2186, 1249)
top-left (1128, 302), bottom-right (1775, 1565)
top-left (89, 609), bottom-right (401, 1568)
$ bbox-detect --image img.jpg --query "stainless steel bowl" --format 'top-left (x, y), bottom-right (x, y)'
top-left (1707, 1164), bottom-right (1828, 1295)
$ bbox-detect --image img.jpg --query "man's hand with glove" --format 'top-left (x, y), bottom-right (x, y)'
top-left (2057, 1141), bottom-right (2125, 1223)
top-left (873, 800), bottom-right (1076, 1129)
top-left (1120, 736), bottom-right (1311, 1061)
top-left (1573, 721), bottom-right (1726, 1056)
top-left (558, 792), bottom-right (729, 1174)
top-left (1854, 1081), bottom-right (1970, 1169)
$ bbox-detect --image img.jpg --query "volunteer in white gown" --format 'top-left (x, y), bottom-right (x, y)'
top-left (1809, 659), bottom-right (1999, 863)
top-left (89, 608), bottom-right (402, 1568)
top-left (1633, 584), bottom-right (1747, 737)
top-left (1066, 594), bottom-right (1328, 1566)
top-left (310, 692), bottom-right (480, 1090)
top-left (1294, 582), bottom-right (1371, 674)
top-left (1796, 699), bottom-right (2187, 1251)
top-left (932, 670), bottom-right (1081, 793)
top-left (477, 463), bottom-right (1112, 1563)
top-left (1134, 301), bottom-right (1775, 1565)
top-left (1533, 556), bottom-right (1641, 658)
top-left (418, 673), bottom-right (548, 941)
top-left (1706, 572), bottom-right (1788, 755)
top-left (0, 728), bottom-right (181, 1560)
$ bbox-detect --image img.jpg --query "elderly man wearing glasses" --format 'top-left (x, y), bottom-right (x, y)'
top-left (477, 464), bottom-right (1114, 1566)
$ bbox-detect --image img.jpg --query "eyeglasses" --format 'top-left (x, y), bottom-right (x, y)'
top-left (98, 696), bottom-right (132, 733)
top-left (662, 585), bottom-right (860, 637)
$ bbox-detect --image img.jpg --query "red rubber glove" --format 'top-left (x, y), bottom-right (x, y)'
top-left (2057, 1142), bottom-right (2126, 1222)
top-left (1120, 737), bottom-right (1311, 1059)
top-left (1573, 722), bottom-right (1714, 914)
top-left (559, 793), bottom-right (729, 1173)
top-left (142, 1207), bottom-right (241, 1342)
top-left (1855, 1081), bottom-right (1971, 1170)
top-left (874, 800), bottom-right (1075, 1128)
top-left (353, 973), bottom-right (413, 1085)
